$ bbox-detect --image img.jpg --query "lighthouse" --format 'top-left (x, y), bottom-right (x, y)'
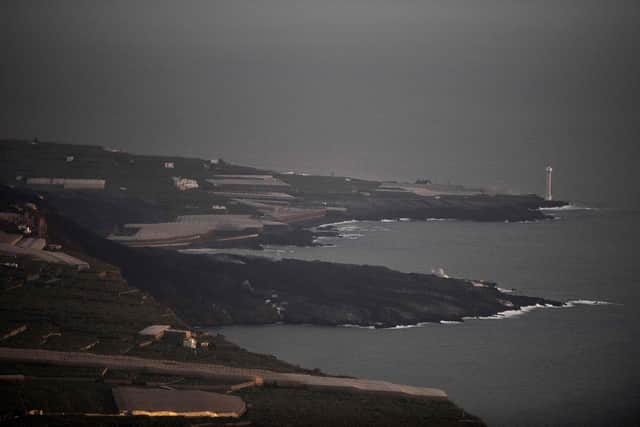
top-left (545, 165), bottom-right (553, 201)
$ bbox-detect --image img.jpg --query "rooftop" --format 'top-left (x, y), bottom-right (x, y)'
top-left (112, 387), bottom-right (246, 417)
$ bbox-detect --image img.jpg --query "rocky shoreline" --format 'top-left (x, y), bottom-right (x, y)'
top-left (2, 184), bottom-right (564, 330)
top-left (46, 206), bottom-right (561, 329)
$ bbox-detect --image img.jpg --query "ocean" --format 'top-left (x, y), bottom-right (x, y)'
top-left (217, 207), bottom-right (640, 426)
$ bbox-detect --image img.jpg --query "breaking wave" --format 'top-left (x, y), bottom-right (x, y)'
top-left (340, 324), bottom-right (375, 329)
top-left (342, 300), bottom-right (616, 330)
top-left (316, 220), bottom-right (359, 229)
top-left (340, 233), bottom-right (364, 240)
top-left (563, 299), bottom-right (615, 307)
top-left (385, 323), bottom-right (430, 330)
top-left (539, 204), bottom-right (595, 212)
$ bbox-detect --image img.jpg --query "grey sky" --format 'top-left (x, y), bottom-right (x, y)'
top-left (2, 0), bottom-right (639, 205)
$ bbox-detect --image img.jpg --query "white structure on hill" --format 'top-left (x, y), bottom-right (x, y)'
top-left (172, 177), bottom-right (199, 191)
top-left (545, 165), bottom-right (553, 201)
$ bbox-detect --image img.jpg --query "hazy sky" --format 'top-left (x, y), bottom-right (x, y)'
top-left (2, 1), bottom-right (639, 205)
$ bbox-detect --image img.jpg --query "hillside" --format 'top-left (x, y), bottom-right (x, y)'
top-left (1, 140), bottom-right (564, 248)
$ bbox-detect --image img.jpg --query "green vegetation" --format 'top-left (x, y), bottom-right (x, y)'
top-left (0, 376), bottom-right (483, 427)
top-left (0, 256), bottom-right (184, 354)
top-left (0, 381), bottom-right (116, 415)
top-left (0, 253), bottom-right (312, 373)
top-left (238, 386), bottom-right (485, 427)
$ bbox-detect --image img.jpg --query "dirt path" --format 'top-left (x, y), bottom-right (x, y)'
top-left (0, 347), bottom-right (447, 398)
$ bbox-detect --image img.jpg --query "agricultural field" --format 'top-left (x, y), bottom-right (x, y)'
top-left (0, 255), bottom-right (310, 373)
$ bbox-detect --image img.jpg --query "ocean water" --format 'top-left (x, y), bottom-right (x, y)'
top-left (218, 208), bottom-right (640, 426)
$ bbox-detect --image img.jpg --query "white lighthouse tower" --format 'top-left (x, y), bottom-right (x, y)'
top-left (545, 165), bottom-right (553, 201)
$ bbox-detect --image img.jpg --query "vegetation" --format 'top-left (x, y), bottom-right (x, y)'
top-left (0, 376), bottom-right (483, 427)
top-left (0, 253), bottom-right (311, 373)
top-left (238, 386), bottom-right (486, 427)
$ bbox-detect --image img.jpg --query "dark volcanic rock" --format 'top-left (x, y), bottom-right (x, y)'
top-left (44, 204), bottom-right (559, 327)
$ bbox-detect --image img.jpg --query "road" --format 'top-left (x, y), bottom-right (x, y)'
top-left (0, 347), bottom-right (447, 399)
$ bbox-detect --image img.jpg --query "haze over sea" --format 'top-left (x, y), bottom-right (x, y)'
top-left (218, 208), bottom-right (640, 426)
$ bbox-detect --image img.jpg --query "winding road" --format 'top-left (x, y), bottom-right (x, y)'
top-left (0, 347), bottom-right (447, 399)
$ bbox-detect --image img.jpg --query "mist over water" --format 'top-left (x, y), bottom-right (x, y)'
top-left (220, 209), bottom-right (640, 426)
top-left (3, 1), bottom-right (640, 206)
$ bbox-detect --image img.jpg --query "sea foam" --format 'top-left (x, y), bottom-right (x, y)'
top-left (340, 324), bottom-right (375, 329)
top-left (563, 299), bottom-right (615, 307)
top-left (316, 219), bottom-right (359, 229)
top-left (539, 204), bottom-right (595, 212)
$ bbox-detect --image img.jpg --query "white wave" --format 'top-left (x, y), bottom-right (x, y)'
top-left (539, 204), bottom-right (595, 212)
top-left (426, 218), bottom-right (455, 222)
top-left (472, 281), bottom-right (488, 288)
top-left (380, 218), bottom-right (397, 223)
top-left (340, 324), bottom-right (375, 329)
top-left (340, 233), bottom-right (363, 240)
top-left (497, 287), bottom-right (515, 293)
top-left (337, 225), bottom-right (361, 232)
top-left (316, 220), bottom-right (359, 229)
top-left (344, 299), bottom-right (616, 330)
top-left (399, 217), bottom-right (411, 222)
top-left (385, 322), bottom-right (430, 330)
top-left (463, 299), bottom-right (616, 321)
top-left (180, 248), bottom-right (218, 254)
top-left (563, 299), bottom-right (615, 307)
top-left (463, 304), bottom-right (547, 320)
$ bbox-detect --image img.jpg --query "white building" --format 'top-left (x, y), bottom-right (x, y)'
top-left (172, 177), bottom-right (199, 191)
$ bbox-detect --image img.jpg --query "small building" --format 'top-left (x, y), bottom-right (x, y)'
top-left (183, 337), bottom-right (197, 349)
top-left (163, 162), bottom-right (175, 169)
top-left (138, 325), bottom-right (171, 340)
top-left (172, 177), bottom-right (199, 191)
top-left (65, 156), bottom-right (75, 162)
